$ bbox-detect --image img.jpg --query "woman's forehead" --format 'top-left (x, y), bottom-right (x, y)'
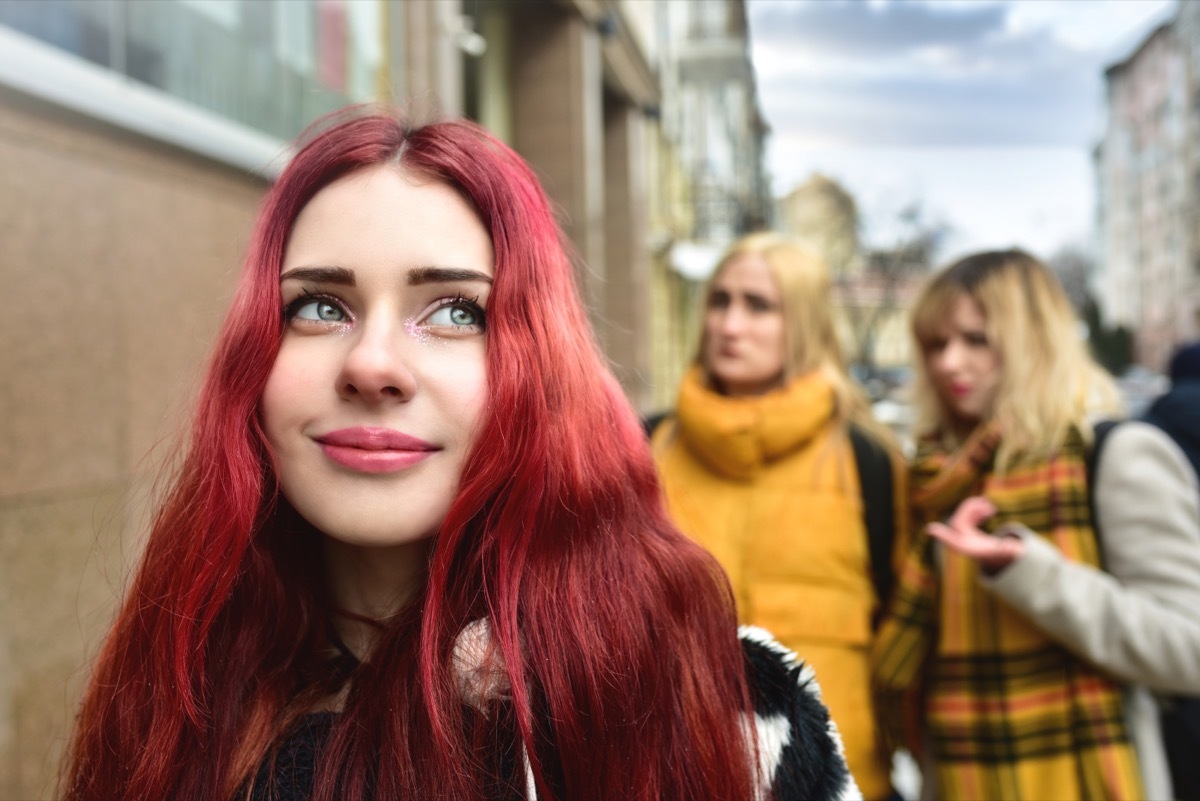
top-left (916, 287), bottom-right (981, 338)
top-left (713, 252), bottom-right (777, 292)
top-left (284, 166), bottom-right (495, 278)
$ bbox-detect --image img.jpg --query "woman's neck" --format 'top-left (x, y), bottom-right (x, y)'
top-left (944, 414), bottom-right (985, 445)
top-left (709, 370), bottom-right (787, 398)
top-left (321, 536), bottom-right (432, 660)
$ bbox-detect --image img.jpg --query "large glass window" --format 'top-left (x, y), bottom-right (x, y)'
top-left (0, 0), bottom-right (116, 69)
top-left (0, 0), bottom-right (383, 140)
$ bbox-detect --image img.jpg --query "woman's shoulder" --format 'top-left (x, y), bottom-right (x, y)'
top-left (738, 626), bottom-right (862, 801)
top-left (738, 624), bottom-right (832, 728)
top-left (1097, 420), bottom-right (1197, 492)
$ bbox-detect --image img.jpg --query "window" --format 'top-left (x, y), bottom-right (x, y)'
top-left (688, 0), bottom-right (729, 40)
top-left (0, 0), bottom-right (116, 69)
top-left (0, 0), bottom-right (383, 141)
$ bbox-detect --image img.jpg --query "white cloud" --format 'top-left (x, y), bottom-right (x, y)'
top-left (749, 0), bottom-right (1174, 148)
top-left (749, 0), bottom-right (1175, 255)
top-left (1006, 0), bottom-right (1173, 54)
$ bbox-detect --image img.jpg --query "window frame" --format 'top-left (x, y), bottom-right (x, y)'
top-left (0, 24), bottom-right (290, 177)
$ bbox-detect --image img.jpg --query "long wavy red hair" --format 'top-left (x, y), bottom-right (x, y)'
top-left (62, 110), bottom-right (756, 800)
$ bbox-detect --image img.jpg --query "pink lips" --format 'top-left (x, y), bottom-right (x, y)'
top-left (314, 427), bottom-right (438, 474)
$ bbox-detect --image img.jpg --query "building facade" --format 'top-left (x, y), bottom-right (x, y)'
top-left (1097, 9), bottom-right (1200, 370)
top-left (643, 0), bottom-right (771, 410)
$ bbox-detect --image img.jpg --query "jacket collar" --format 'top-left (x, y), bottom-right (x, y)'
top-left (675, 365), bottom-right (835, 480)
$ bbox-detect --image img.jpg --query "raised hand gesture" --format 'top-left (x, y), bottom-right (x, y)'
top-left (927, 495), bottom-right (1025, 574)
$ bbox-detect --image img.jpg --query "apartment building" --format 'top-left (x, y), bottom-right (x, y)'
top-left (1097, 7), bottom-right (1200, 369)
top-left (643, 0), bottom-right (771, 410)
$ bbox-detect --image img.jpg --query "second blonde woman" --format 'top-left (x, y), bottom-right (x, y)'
top-left (872, 249), bottom-right (1200, 801)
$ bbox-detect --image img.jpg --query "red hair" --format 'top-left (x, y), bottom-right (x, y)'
top-left (62, 110), bottom-right (755, 800)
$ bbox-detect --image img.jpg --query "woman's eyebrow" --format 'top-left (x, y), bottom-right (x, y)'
top-left (407, 266), bottom-right (493, 286)
top-left (279, 266), bottom-right (355, 285)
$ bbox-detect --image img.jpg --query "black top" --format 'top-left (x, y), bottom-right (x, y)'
top-left (248, 712), bottom-right (335, 801)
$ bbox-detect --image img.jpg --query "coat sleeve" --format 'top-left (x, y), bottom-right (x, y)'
top-left (739, 626), bottom-right (863, 801)
top-left (980, 422), bottom-right (1200, 694)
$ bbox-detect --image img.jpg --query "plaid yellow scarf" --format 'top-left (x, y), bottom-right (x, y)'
top-left (872, 422), bottom-right (1144, 801)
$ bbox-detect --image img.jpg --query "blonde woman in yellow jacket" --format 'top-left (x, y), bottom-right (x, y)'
top-left (651, 232), bottom-right (907, 801)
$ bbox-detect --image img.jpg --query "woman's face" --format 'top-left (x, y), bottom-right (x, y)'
top-left (703, 253), bottom-right (787, 396)
top-left (924, 293), bottom-right (1001, 427)
top-left (261, 165), bottom-right (493, 548)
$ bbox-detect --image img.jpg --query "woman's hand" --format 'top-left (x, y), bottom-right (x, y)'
top-left (927, 496), bottom-right (1025, 575)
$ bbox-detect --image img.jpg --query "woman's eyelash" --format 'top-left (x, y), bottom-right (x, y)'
top-left (440, 294), bottom-right (482, 310)
top-left (282, 288), bottom-right (346, 320)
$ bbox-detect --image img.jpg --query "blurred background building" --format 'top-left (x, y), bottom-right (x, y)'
top-left (0, 1), bottom-right (767, 796)
top-left (777, 173), bottom-right (936, 392)
top-left (641, 0), bottom-right (770, 410)
top-left (1096, 1), bottom-right (1200, 370)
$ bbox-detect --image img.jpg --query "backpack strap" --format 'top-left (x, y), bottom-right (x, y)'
top-left (1086, 420), bottom-right (1121, 488)
top-left (642, 411), bottom-right (671, 440)
top-left (848, 424), bottom-right (896, 620)
top-left (1085, 420), bottom-right (1122, 554)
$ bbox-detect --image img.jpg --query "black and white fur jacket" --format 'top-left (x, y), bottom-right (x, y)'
top-left (737, 625), bottom-right (862, 801)
top-left (456, 623), bottom-right (861, 801)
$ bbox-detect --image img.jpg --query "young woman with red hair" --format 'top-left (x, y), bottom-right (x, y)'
top-left (59, 109), bottom-right (859, 801)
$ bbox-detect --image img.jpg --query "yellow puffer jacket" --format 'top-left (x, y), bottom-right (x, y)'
top-left (652, 367), bottom-right (894, 801)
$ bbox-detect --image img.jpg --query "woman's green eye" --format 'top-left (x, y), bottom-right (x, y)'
top-left (294, 300), bottom-right (345, 322)
top-left (427, 302), bottom-right (484, 328)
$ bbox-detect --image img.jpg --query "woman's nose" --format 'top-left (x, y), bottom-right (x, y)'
top-left (935, 340), bottom-right (965, 373)
top-left (718, 304), bottom-right (747, 335)
top-left (336, 320), bottom-right (418, 402)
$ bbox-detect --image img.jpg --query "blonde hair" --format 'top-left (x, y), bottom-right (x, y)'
top-left (910, 249), bottom-right (1122, 470)
top-left (696, 231), bottom-right (890, 442)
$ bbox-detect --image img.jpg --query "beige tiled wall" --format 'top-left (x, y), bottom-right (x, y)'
top-left (0, 96), bottom-right (267, 799)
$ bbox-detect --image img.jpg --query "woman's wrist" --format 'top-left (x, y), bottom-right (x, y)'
top-left (979, 532), bottom-right (1025, 576)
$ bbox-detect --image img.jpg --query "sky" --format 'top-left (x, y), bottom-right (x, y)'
top-left (746, 0), bottom-right (1176, 261)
